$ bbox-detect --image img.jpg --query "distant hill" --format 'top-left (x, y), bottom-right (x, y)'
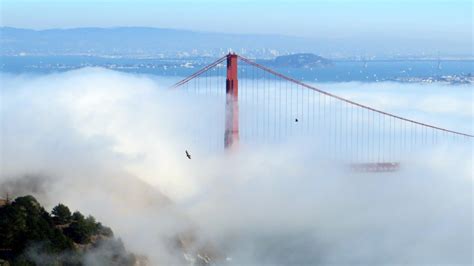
top-left (258, 53), bottom-right (332, 68)
top-left (0, 27), bottom-right (316, 58)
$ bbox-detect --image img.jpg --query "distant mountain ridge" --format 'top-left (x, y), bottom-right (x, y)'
top-left (1, 27), bottom-right (472, 59)
top-left (0, 27), bottom-right (315, 58)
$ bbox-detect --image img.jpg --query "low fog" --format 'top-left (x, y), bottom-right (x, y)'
top-left (0, 68), bottom-right (472, 265)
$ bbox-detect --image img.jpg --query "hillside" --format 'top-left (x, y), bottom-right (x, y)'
top-left (0, 195), bottom-right (140, 266)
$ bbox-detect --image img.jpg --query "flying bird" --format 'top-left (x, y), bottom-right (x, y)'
top-left (185, 150), bottom-right (191, 159)
top-left (295, 118), bottom-right (299, 122)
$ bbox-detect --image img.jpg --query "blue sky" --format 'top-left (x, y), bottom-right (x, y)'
top-left (0, 0), bottom-right (472, 55)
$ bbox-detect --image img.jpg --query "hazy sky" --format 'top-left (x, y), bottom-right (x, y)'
top-left (0, 0), bottom-right (472, 55)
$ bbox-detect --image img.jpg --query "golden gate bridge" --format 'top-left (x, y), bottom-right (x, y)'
top-left (171, 53), bottom-right (473, 172)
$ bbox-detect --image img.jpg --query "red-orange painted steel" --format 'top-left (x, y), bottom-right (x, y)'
top-left (237, 55), bottom-right (474, 138)
top-left (224, 53), bottom-right (239, 150)
top-left (170, 53), bottom-right (473, 156)
top-left (171, 55), bottom-right (227, 89)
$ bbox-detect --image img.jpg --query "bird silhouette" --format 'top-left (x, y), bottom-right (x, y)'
top-left (295, 118), bottom-right (299, 122)
top-left (185, 150), bottom-right (191, 159)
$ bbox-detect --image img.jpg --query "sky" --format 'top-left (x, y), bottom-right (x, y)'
top-left (0, 0), bottom-right (472, 55)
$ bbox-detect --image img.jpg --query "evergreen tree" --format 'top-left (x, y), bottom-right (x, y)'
top-left (51, 203), bottom-right (72, 225)
top-left (0, 195), bottom-right (128, 265)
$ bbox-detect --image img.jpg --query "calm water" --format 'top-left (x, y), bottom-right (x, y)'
top-left (1, 55), bottom-right (473, 82)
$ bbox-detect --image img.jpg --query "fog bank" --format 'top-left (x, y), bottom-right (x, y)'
top-left (0, 68), bottom-right (472, 265)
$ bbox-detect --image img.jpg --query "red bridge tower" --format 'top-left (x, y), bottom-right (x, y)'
top-left (224, 53), bottom-right (239, 150)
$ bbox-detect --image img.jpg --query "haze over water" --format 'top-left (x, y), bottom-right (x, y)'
top-left (0, 0), bottom-right (472, 265)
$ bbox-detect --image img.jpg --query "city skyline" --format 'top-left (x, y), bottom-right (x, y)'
top-left (1, 0), bottom-right (472, 56)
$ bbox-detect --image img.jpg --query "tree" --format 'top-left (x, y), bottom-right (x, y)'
top-left (0, 196), bottom-right (126, 265)
top-left (97, 223), bottom-right (114, 237)
top-left (51, 204), bottom-right (71, 225)
top-left (64, 211), bottom-right (94, 244)
top-left (85, 215), bottom-right (99, 234)
top-left (71, 211), bottom-right (84, 222)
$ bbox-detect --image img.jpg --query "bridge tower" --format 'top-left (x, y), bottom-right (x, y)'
top-left (224, 53), bottom-right (239, 150)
